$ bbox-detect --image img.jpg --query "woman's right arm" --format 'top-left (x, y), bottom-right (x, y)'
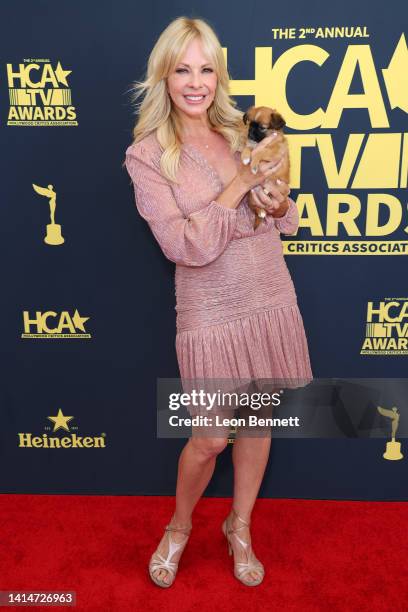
top-left (124, 143), bottom-right (244, 267)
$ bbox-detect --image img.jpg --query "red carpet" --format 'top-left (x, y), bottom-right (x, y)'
top-left (0, 494), bottom-right (407, 611)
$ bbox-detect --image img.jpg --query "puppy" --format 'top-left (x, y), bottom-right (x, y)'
top-left (240, 105), bottom-right (290, 230)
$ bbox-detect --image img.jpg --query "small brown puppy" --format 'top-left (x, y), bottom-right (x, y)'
top-left (240, 105), bottom-right (290, 229)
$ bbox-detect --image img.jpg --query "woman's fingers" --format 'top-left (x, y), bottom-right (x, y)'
top-left (260, 157), bottom-right (284, 176)
top-left (262, 178), bottom-right (290, 200)
top-left (251, 185), bottom-right (282, 212)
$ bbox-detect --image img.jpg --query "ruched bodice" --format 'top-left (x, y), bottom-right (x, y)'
top-left (175, 229), bottom-right (297, 332)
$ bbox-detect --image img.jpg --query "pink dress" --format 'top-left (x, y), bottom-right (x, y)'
top-left (125, 132), bottom-right (313, 414)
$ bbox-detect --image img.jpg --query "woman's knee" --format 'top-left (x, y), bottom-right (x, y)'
top-left (190, 435), bottom-right (229, 458)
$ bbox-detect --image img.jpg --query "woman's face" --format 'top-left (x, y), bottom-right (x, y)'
top-left (167, 37), bottom-right (218, 122)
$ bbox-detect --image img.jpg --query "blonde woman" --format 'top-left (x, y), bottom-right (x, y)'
top-left (124, 16), bottom-right (313, 588)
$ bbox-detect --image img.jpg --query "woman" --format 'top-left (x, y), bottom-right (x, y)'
top-left (124, 16), bottom-right (313, 588)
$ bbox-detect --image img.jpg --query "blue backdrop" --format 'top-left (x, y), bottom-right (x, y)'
top-left (0, 0), bottom-right (406, 499)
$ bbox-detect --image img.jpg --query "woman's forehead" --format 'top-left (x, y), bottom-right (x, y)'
top-left (175, 38), bottom-right (213, 66)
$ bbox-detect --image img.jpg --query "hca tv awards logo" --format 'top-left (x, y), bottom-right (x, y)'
top-left (225, 31), bottom-right (408, 255)
top-left (361, 298), bottom-right (408, 354)
top-left (6, 59), bottom-right (78, 126)
top-left (18, 408), bottom-right (106, 449)
top-left (21, 310), bottom-right (91, 339)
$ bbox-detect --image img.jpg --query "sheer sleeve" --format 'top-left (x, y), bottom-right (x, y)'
top-left (274, 197), bottom-right (299, 235)
top-left (124, 142), bottom-right (238, 267)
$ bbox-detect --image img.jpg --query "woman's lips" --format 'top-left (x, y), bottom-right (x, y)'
top-left (184, 94), bottom-right (206, 104)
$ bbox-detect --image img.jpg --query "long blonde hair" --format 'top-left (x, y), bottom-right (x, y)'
top-left (124, 16), bottom-right (244, 183)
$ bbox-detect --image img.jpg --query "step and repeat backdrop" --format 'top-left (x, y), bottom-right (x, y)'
top-left (1, 1), bottom-right (407, 499)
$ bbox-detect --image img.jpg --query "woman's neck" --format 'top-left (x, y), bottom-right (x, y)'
top-left (181, 128), bottom-right (222, 143)
top-left (182, 127), bottom-right (214, 137)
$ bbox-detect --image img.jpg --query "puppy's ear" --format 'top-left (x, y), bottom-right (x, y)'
top-left (243, 112), bottom-right (248, 125)
top-left (270, 113), bottom-right (286, 130)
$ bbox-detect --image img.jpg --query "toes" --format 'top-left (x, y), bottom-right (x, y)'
top-left (154, 569), bottom-right (169, 583)
top-left (244, 570), bottom-right (261, 582)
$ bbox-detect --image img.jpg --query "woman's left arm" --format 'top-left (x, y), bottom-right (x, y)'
top-left (250, 177), bottom-right (299, 235)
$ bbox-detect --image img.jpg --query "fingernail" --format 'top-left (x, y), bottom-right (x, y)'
top-left (276, 179), bottom-right (283, 184)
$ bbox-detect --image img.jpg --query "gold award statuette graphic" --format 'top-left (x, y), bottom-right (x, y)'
top-left (377, 406), bottom-right (403, 460)
top-left (32, 183), bottom-right (64, 245)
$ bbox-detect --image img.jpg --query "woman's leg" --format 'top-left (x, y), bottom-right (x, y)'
top-left (228, 435), bottom-right (271, 582)
top-left (151, 409), bottom-right (233, 584)
top-left (228, 396), bottom-right (273, 582)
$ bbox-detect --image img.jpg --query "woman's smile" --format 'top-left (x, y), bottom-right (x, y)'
top-left (184, 94), bottom-right (206, 103)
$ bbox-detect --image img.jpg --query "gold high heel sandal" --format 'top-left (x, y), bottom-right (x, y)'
top-left (221, 507), bottom-right (265, 586)
top-left (148, 515), bottom-right (192, 588)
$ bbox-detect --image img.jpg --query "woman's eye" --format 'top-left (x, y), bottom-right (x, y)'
top-left (176, 68), bottom-right (213, 73)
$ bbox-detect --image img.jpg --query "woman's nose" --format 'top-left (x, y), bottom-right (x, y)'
top-left (189, 72), bottom-right (203, 87)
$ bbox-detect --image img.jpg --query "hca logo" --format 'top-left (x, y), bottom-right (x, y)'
top-left (361, 299), bottom-right (408, 354)
top-left (21, 309), bottom-right (91, 338)
top-left (7, 60), bottom-right (78, 126)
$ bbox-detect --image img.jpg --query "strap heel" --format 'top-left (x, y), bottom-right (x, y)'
top-left (149, 515), bottom-right (192, 588)
top-left (221, 507), bottom-right (265, 586)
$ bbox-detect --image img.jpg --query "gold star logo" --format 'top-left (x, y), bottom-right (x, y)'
top-left (55, 61), bottom-right (72, 87)
top-left (72, 309), bottom-right (89, 332)
top-left (47, 408), bottom-right (74, 432)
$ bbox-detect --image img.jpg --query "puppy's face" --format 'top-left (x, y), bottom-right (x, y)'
top-left (242, 106), bottom-right (286, 143)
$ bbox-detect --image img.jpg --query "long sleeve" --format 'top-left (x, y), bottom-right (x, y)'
top-left (124, 142), bottom-right (238, 267)
top-left (274, 197), bottom-right (299, 235)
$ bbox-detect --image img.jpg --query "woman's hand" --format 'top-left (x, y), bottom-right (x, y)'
top-left (236, 134), bottom-right (284, 190)
top-left (250, 176), bottom-right (291, 217)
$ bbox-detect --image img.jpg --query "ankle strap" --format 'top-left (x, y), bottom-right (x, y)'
top-left (165, 515), bottom-right (192, 534)
top-left (165, 524), bottom-right (192, 534)
top-left (230, 507), bottom-right (251, 528)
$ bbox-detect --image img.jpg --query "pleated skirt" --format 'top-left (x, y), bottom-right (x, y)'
top-left (175, 303), bottom-right (313, 417)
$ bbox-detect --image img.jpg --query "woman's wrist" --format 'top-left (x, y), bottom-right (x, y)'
top-left (271, 197), bottom-right (291, 218)
top-left (215, 174), bottom-right (249, 209)
top-left (231, 174), bottom-right (252, 199)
